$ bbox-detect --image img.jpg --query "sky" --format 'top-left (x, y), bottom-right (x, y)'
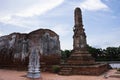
top-left (0, 0), bottom-right (120, 50)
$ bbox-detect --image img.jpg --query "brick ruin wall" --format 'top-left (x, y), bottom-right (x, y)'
top-left (0, 29), bottom-right (61, 71)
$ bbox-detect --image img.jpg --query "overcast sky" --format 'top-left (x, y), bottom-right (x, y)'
top-left (0, 0), bottom-right (120, 50)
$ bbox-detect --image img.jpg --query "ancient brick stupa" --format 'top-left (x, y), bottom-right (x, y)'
top-left (59, 7), bottom-right (108, 75)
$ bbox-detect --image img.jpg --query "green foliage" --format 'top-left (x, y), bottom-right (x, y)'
top-left (61, 50), bottom-right (72, 60)
top-left (87, 45), bottom-right (103, 60)
top-left (117, 68), bottom-right (120, 72)
top-left (61, 46), bottom-right (120, 61)
top-left (87, 45), bottom-right (120, 61)
top-left (52, 65), bottom-right (60, 73)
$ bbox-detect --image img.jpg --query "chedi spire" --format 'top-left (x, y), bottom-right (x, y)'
top-left (73, 7), bottom-right (87, 51)
top-left (74, 7), bottom-right (83, 26)
top-left (59, 7), bottom-right (108, 75)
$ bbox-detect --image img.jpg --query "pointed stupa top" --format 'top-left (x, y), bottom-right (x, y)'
top-left (73, 7), bottom-right (87, 51)
top-left (74, 7), bottom-right (83, 26)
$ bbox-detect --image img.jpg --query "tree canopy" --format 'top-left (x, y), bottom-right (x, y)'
top-left (61, 46), bottom-right (120, 61)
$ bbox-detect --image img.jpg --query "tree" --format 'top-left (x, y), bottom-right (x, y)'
top-left (61, 46), bottom-right (120, 61)
top-left (87, 45), bottom-right (104, 61)
top-left (105, 47), bottom-right (120, 61)
top-left (61, 50), bottom-right (71, 61)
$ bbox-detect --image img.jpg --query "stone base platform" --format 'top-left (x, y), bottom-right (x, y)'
top-left (27, 72), bottom-right (40, 78)
top-left (59, 63), bottom-right (108, 75)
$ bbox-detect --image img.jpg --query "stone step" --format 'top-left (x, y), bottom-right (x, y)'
top-left (60, 69), bottom-right (72, 72)
top-left (60, 68), bottom-right (72, 70)
top-left (59, 71), bottom-right (71, 75)
top-left (59, 67), bottom-right (72, 75)
top-left (62, 67), bottom-right (72, 70)
top-left (60, 65), bottom-right (73, 67)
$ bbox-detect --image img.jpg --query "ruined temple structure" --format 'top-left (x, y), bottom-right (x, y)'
top-left (0, 29), bottom-right (61, 71)
top-left (59, 7), bottom-right (108, 75)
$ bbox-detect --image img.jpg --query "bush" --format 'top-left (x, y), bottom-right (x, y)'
top-left (117, 68), bottom-right (120, 72)
top-left (52, 65), bottom-right (60, 73)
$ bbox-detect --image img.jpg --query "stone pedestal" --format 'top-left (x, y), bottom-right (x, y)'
top-left (27, 48), bottom-right (40, 78)
top-left (27, 66), bottom-right (40, 78)
top-left (27, 72), bottom-right (40, 78)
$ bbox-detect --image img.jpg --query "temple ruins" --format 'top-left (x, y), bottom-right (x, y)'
top-left (0, 29), bottom-right (61, 71)
top-left (59, 7), bottom-right (108, 75)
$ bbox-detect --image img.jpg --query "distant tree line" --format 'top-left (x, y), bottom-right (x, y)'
top-left (88, 45), bottom-right (120, 61)
top-left (61, 45), bottom-right (120, 61)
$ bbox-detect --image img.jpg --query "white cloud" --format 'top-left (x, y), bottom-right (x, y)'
top-left (15, 0), bottom-right (64, 17)
top-left (0, 16), bottom-right (28, 28)
top-left (0, 0), bottom-right (64, 27)
top-left (50, 24), bottom-right (74, 50)
top-left (87, 28), bottom-right (120, 49)
top-left (0, 32), bottom-right (2, 36)
top-left (51, 24), bottom-right (72, 37)
top-left (0, 29), bottom-right (3, 36)
top-left (80, 0), bottom-right (109, 11)
top-left (105, 0), bottom-right (110, 1)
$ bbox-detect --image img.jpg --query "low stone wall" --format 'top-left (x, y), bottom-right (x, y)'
top-left (72, 63), bottom-right (108, 75)
top-left (41, 54), bottom-right (61, 72)
top-left (59, 63), bottom-right (109, 75)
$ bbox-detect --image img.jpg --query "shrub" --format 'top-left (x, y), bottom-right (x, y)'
top-left (117, 68), bottom-right (120, 72)
top-left (52, 65), bottom-right (60, 73)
